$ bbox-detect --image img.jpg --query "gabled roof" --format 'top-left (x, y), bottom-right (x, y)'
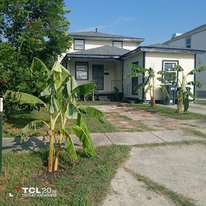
top-left (69, 31), bottom-right (144, 42)
top-left (61, 44), bottom-right (205, 63)
top-left (121, 43), bottom-right (205, 59)
top-left (65, 45), bottom-right (130, 60)
top-left (164, 24), bottom-right (206, 44)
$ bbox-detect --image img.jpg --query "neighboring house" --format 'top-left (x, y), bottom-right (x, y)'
top-left (61, 30), bottom-right (205, 102)
top-left (164, 24), bottom-right (206, 100)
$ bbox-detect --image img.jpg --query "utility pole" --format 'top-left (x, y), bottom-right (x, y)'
top-left (0, 98), bottom-right (3, 174)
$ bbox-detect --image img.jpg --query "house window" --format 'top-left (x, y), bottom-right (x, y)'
top-left (75, 62), bottom-right (88, 80)
top-left (162, 61), bottom-right (178, 81)
top-left (113, 41), bottom-right (123, 48)
top-left (74, 39), bottom-right (85, 50)
top-left (132, 61), bottom-right (138, 95)
top-left (186, 37), bottom-right (191, 48)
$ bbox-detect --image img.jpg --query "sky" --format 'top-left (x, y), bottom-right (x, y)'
top-left (64, 0), bottom-right (206, 46)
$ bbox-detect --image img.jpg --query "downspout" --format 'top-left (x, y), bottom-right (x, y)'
top-left (121, 59), bottom-right (124, 100)
top-left (193, 54), bottom-right (196, 102)
top-left (142, 52), bottom-right (146, 101)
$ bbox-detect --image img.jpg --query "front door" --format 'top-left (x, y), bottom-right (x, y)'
top-left (92, 65), bottom-right (104, 90)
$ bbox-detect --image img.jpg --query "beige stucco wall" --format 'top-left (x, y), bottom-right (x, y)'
top-left (123, 52), bottom-right (144, 99)
top-left (68, 39), bottom-right (137, 53)
top-left (67, 60), bottom-right (121, 93)
top-left (145, 52), bottom-right (195, 101)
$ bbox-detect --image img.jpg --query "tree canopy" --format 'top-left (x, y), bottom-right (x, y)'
top-left (0, 0), bottom-right (72, 120)
top-left (0, 0), bottom-right (72, 68)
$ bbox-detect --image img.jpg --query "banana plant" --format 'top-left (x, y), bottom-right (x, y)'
top-left (4, 58), bottom-right (106, 172)
top-left (124, 64), bottom-right (169, 107)
top-left (157, 65), bottom-right (206, 113)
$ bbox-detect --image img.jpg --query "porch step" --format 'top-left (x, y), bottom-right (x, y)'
top-left (98, 96), bottom-right (111, 101)
top-left (123, 97), bottom-right (139, 104)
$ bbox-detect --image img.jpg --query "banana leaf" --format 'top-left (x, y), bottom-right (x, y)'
top-left (67, 103), bottom-right (78, 119)
top-left (52, 61), bottom-right (70, 89)
top-left (70, 113), bottom-right (96, 157)
top-left (187, 66), bottom-right (206, 75)
top-left (21, 120), bottom-right (50, 141)
top-left (30, 57), bottom-right (48, 73)
top-left (65, 76), bottom-right (78, 119)
top-left (60, 128), bottom-right (77, 161)
top-left (133, 82), bottom-right (148, 93)
top-left (184, 97), bottom-right (190, 112)
top-left (156, 77), bottom-right (167, 84)
top-left (127, 64), bottom-right (148, 73)
top-left (158, 71), bottom-right (178, 80)
top-left (72, 82), bottom-right (95, 96)
top-left (148, 67), bottom-right (155, 78)
top-left (4, 90), bottom-right (46, 106)
top-left (174, 65), bottom-right (184, 72)
top-left (79, 106), bottom-right (106, 123)
top-left (41, 82), bottom-right (53, 96)
top-left (187, 81), bottom-right (202, 89)
top-left (159, 85), bottom-right (170, 100)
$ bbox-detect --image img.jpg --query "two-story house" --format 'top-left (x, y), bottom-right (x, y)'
top-left (61, 30), bottom-right (204, 103)
top-left (164, 24), bottom-right (206, 100)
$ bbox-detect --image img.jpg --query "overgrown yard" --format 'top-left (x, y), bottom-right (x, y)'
top-left (0, 145), bottom-right (131, 206)
top-left (1, 101), bottom-right (206, 205)
top-left (3, 102), bottom-right (116, 138)
top-left (3, 101), bottom-right (206, 138)
top-left (130, 103), bottom-right (206, 120)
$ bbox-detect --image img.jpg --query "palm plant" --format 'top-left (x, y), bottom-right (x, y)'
top-left (124, 64), bottom-right (169, 107)
top-left (158, 65), bottom-right (206, 113)
top-left (4, 58), bottom-right (106, 172)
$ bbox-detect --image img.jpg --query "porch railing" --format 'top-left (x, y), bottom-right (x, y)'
top-left (123, 82), bottom-right (132, 98)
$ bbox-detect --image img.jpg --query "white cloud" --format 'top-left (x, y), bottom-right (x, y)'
top-left (77, 16), bottom-right (135, 33)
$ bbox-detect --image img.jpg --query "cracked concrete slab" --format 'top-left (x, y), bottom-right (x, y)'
top-left (105, 132), bottom-right (163, 145)
top-left (100, 168), bottom-right (175, 206)
top-left (2, 133), bottom-right (111, 153)
top-left (152, 130), bottom-right (203, 142)
top-left (196, 128), bottom-right (206, 135)
top-left (125, 145), bottom-right (206, 206)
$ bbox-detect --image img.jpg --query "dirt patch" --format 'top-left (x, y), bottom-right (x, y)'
top-left (92, 104), bottom-right (205, 133)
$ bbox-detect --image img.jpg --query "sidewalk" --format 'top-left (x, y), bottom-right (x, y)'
top-left (2, 129), bottom-right (204, 153)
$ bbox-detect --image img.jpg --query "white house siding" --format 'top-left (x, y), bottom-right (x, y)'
top-left (123, 52), bottom-right (143, 100)
top-left (67, 60), bottom-right (121, 94)
top-left (68, 39), bottom-right (137, 53)
top-left (167, 30), bottom-right (206, 99)
top-left (145, 52), bottom-right (195, 101)
top-left (113, 61), bottom-right (122, 92)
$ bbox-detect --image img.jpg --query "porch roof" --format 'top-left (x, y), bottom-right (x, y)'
top-left (121, 43), bottom-right (205, 58)
top-left (64, 45), bottom-right (130, 61)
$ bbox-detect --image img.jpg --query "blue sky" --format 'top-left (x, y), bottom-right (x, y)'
top-left (64, 0), bottom-right (206, 46)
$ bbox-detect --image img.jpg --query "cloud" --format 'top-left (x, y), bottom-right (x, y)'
top-left (77, 16), bottom-right (135, 33)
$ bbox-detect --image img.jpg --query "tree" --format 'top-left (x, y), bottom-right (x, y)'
top-left (5, 58), bottom-right (106, 172)
top-left (0, 0), bottom-right (72, 120)
top-left (0, 0), bottom-right (72, 68)
top-left (158, 65), bottom-right (206, 113)
top-left (124, 64), bottom-right (169, 107)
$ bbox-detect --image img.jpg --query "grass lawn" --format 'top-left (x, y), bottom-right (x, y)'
top-left (0, 145), bottom-right (131, 206)
top-left (130, 103), bottom-right (206, 120)
top-left (3, 101), bottom-right (116, 138)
